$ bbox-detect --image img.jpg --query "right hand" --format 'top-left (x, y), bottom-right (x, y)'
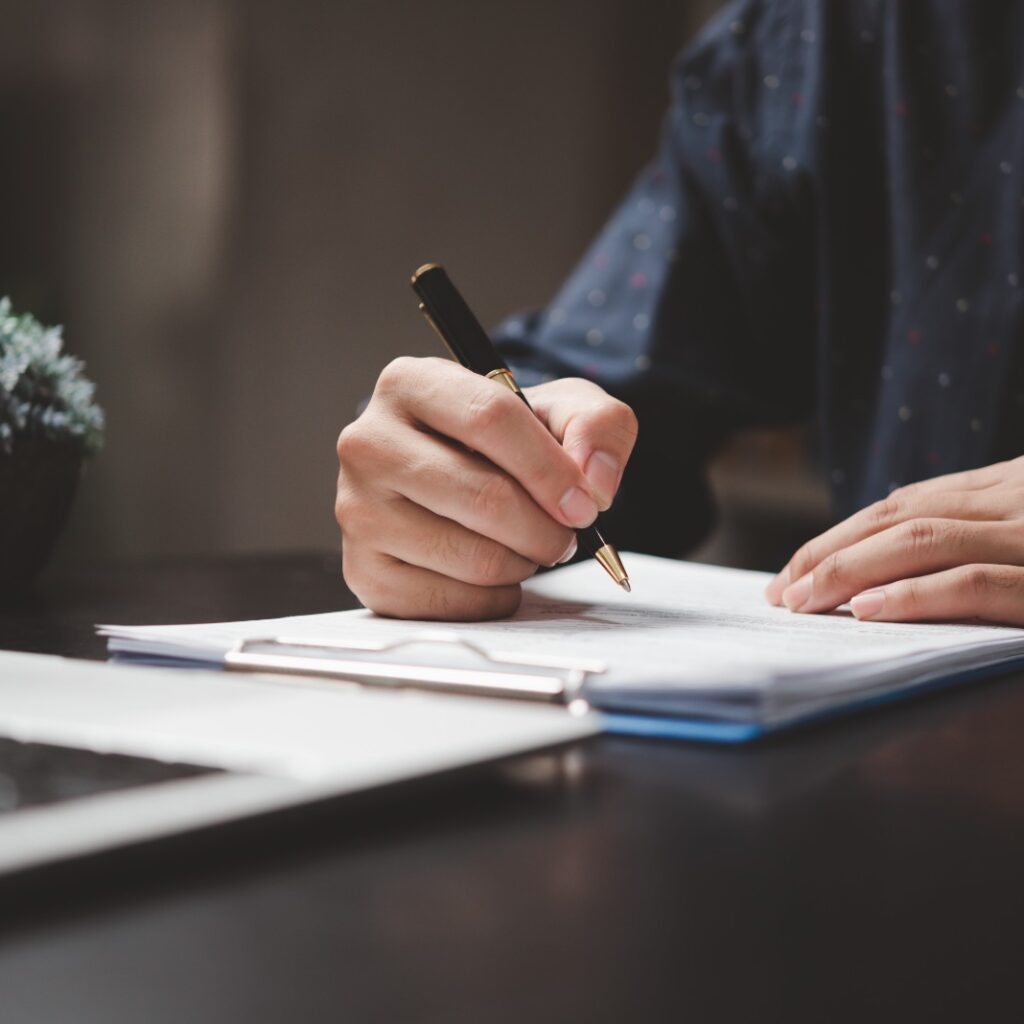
top-left (335, 357), bottom-right (638, 621)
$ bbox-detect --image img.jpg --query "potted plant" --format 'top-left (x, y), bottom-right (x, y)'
top-left (0, 298), bottom-right (104, 593)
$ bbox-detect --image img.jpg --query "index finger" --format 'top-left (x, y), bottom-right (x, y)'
top-left (526, 377), bottom-right (639, 511)
top-left (376, 357), bottom-right (600, 529)
top-left (765, 485), bottom-right (1009, 606)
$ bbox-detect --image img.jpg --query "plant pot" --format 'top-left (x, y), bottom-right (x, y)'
top-left (0, 440), bottom-right (83, 594)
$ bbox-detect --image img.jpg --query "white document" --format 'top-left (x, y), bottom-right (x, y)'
top-left (100, 554), bottom-right (1024, 730)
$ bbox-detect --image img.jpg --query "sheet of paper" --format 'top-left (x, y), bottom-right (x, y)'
top-left (100, 554), bottom-right (1024, 723)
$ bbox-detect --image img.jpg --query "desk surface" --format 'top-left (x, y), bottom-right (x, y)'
top-left (1, 554), bottom-right (1023, 1023)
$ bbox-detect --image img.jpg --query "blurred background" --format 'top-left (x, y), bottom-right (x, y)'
top-left (1, 0), bottom-right (827, 575)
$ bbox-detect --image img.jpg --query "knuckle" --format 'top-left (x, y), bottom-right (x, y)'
top-left (819, 550), bottom-right (845, 590)
top-left (335, 487), bottom-right (383, 538)
top-left (900, 575), bottom-right (924, 610)
top-left (334, 484), bottom-right (359, 526)
top-left (336, 421), bottom-right (370, 466)
top-left (333, 489), bottom-right (349, 530)
top-left (616, 400), bottom-right (640, 439)
top-left (464, 386), bottom-right (516, 438)
top-left (427, 528), bottom-right (511, 587)
top-left (901, 518), bottom-right (939, 556)
top-left (961, 565), bottom-right (991, 603)
top-left (471, 472), bottom-right (514, 524)
top-left (465, 536), bottom-right (512, 586)
top-left (870, 495), bottom-right (902, 530)
top-left (426, 525), bottom-right (462, 573)
top-left (594, 397), bottom-right (640, 445)
top-left (333, 483), bottom-right (358, 530)
top-left (375, 356), bottom-right (418, 398)
top-left (423, 584), bottom-right (461, 621)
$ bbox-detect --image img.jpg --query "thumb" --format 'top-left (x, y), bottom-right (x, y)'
top-left (523, 377), bottom-right (638, 511)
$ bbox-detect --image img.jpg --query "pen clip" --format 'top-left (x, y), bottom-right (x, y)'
top-left (418, 303), bottom-right (460, 363)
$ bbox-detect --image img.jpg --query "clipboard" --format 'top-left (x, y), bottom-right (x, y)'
top-left (223, 633), bottom-right (600, 716)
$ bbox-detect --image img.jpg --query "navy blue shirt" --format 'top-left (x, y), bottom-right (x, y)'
top-left (495, 0), bottom-right (1024, 558)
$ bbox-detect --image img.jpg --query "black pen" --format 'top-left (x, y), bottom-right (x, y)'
top-left (411, 263), bottom-right (630, 592)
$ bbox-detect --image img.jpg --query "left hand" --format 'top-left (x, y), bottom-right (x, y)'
top-left (764, 457), bottom-right (1024, 626)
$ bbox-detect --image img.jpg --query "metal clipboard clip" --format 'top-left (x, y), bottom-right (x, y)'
top-left (223, 632), bottom-right (604, 714)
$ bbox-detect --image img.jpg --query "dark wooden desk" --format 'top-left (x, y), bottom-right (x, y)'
top-left (1, 554), bottom-right (1022, 1023)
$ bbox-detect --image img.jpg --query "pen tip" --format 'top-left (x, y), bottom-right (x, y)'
top-left (619, 578), bottom-right (631, 593)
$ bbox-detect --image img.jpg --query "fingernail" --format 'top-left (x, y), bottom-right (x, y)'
top-left (766, 565), bottom-right (791, 605)
top-left (559, 486), bottom-right (598, 527)
top-left (584, 451), bottom-right (620, 509)
top-left (782, 572), bottom-right (813, 611)
top-left (851, 589), bottom-right (886, 620)
top-left (556, 537), bottom-right (578, 564)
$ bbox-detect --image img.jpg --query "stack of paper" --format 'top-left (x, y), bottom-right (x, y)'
top-left (99, 554), bottom-right (1024, 742)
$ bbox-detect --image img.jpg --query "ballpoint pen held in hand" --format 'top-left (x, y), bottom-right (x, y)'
top-left (411, 263), bottom-right (631, 592)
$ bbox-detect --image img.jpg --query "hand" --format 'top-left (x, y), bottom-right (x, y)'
top-left (764, 457), bottom-right (1024, 625)
top-left (336, 357), bottom-right (638, 621)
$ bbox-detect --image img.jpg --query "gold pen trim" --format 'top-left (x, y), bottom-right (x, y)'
top-left (411, 262), bottom-right (441, 284)
top-left (485, 367), bottom-right (524, 397)
top-left (594, 544), bottom-right (631, 592)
